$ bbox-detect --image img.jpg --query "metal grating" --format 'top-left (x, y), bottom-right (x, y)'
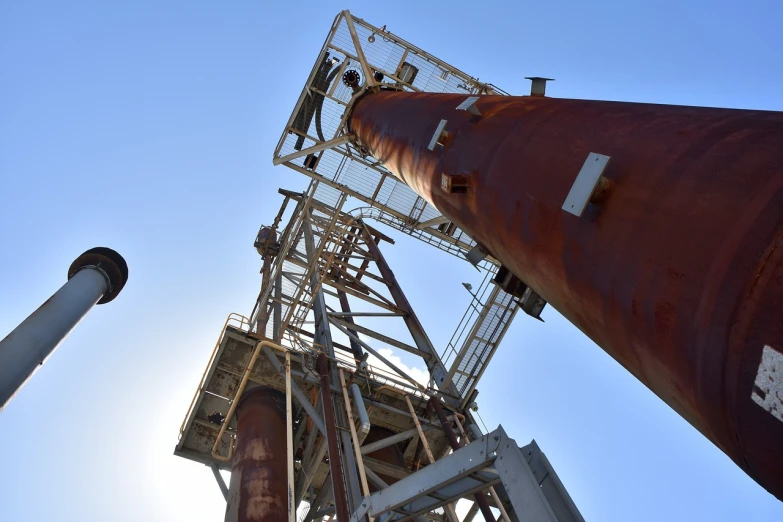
top-left (273, 10), bottom-right (509, 260)
top-left (440, 268), bottom-right (519, 406)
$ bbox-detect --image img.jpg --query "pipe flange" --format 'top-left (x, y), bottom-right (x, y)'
top-left (342, 69), bottom-right (361, 89)
top-left (236, 386), bottom-right (286, 420)
top-left (68, 247), bottom-right (128, 304)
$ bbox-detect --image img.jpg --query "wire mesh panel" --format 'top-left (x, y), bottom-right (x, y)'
top-left (439, 266), bottom-right (520, 406)
top-left (274, 10), bottom-right (508, 261)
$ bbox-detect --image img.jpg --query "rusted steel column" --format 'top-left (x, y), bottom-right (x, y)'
top-left (429, 398), bottom-right (496, 522)
top-left (225, 386), bottom-right (287, 522)
top-left (349, 91), bottom-right (783, 499)
top-left (316, 353), bottom-right (350, 522)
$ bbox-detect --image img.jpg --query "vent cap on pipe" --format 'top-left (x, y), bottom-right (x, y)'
top-left (67, 247), bottom-right (128, 304)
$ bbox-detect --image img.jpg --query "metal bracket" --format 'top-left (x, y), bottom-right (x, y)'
top-left (428, 119), bottom-right (449, 151)
top-left (465, 244), bottom-right (488, 267)
top-left (562, 152), bottom-right (611, 217)
top-left (492, 266), bottom-right (527, 298)
top-left (492, 266), bottom-right (547, 319)
top-left (520, 287), bottom-right (546, 321)
top-left (440, 173), bottom-right (470, 194)
top-left (456, 96), bottom-right (482, 117)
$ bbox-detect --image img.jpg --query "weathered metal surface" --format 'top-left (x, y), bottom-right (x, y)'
top-left (349, 91), bottom-right (783, 499)
top-left (316, 353), bottom-right (350, 522)
top-left (225, 386), bottom-right (288, 522)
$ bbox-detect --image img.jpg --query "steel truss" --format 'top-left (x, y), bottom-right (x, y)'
top-left (176, 182), bottom-right (582, 521)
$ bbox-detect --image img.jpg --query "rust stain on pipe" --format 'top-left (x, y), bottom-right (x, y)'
top-left (349, 90), bottom-right (783, 499)
top-left (228, 386), bottom-right (288, 522)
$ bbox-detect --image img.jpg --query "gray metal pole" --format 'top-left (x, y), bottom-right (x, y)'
top-left (0, 247), bottom-right (128, 412)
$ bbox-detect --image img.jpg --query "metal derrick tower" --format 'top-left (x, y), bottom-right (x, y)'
top-left (175, 7), bottom-right (783, 521)
top-left (176, 182), bottom-right (581, 522)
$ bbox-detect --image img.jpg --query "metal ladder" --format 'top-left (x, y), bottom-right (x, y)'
top-left (439, 269), bottom-right (519, 408)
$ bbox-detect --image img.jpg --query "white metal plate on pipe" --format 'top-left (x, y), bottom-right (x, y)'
top-left (427, 119), bottom-right (448, 151)
top-left (456, 96), bottom-right (481, 116)
top-left (752, 344), bottom-right (783, 423)
top-left (562, 152), bottom-right (610, 217)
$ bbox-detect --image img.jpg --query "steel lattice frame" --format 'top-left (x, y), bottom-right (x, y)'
top-left (175, 11), bottom-right (583, 522)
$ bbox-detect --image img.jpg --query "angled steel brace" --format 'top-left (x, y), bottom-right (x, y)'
top-left (273, 135), bottom-right (353, 166)
top-left (262, 345), bottom-right (326, 436)
top-left (210, 463), bottom-right (229, 501)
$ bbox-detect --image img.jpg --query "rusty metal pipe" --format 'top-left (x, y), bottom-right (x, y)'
top-left (225, 386), bottom-right (287, 522)
top-left (429, 398), bottom-right (496, 521)
top-left (316, 353), bottom-right (350, 522)
top-left (350, 91), bottom-right (783, 499)
top-left (213, 341), bottom-right (289, 462)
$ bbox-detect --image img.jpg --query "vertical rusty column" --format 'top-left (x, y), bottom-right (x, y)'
top-left (429, 398), bottom-right (496, 522)
top-left (349, 91), bottom-right (783, 499)
top-left (316, 353), bottom-right (350, 522)
top-left (225, 386), bottom-right (288, 522)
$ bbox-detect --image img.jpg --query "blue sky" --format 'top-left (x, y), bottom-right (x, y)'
top-left (1, 1), bottom-right (782, 521)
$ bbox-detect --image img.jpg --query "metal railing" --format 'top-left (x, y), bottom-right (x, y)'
top-left (440, 268), bottom-right (520, 406)
top-left (273, 10), bottom-right (509, 265)
top-left (178, 313), bottom-right (252, 439)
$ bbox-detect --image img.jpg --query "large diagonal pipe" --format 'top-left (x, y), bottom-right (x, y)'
top-left (348, 90), bottom-right (783, 499)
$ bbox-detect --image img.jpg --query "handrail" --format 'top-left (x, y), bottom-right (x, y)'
top-left (179, 313), bottom-right (251, 437)
top-left (210, 339), bottom-right (290, 461)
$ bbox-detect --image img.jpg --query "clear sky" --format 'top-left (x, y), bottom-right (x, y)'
top-left (1, 1), bottom-right (782, 521)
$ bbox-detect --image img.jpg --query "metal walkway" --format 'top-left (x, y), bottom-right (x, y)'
top-left (439, 269), bottom-right (519, 409)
